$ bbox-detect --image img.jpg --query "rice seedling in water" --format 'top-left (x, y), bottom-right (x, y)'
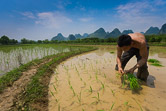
top-left (122, 74), bottom-right (127, 88)
top-left (121, 73), bottom-right (141, 90)
top-left (53, 84), bottom-right (57, 92)
top-left (77, 91), bottom-right (82, 105)
top-left (116, 73), bottom-right (120, 78)
top-left (110, 102), bottom-right (115, 111)
top-left (110, 89), bottom-right (115, 96)
top-left (70, 86), bottom-right (76, 96)
top-left (75, 66), bottom-right (80, 76)
top-left (133, 98), bottom-right (143, 111)
top-left (100, 81), bottom-right (105, 91)
top-left (110, 51), bottom-right (114, 54)
top-left (92, 92), bottom-right (100, 104)
top-left (95, 74), bottom-right (99, 81)
top-left (58, 104), bottom-right (60, 111)
top-left (148, 59), bottom-right (163, 67)
top-left (50, 91), bottom-right (55, 97)
top-left (104, 73), bottom-right (107, 78)
top-left (89, 75), bottom-right (92, 80)
top-left (127, 73), bottom-right (140, 90)
top-left (86, 86), bottom-right (93, 93)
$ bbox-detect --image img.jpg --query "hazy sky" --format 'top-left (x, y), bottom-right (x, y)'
top-left (0, 0), bottom-right (166, 40)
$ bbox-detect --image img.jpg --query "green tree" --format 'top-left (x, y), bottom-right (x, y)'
top-left (21, 38), bottom-right (29, 44)
top-left (37, 40), bottom-right (43, 44)
top-left (0, 35), bottom-right (10, 45)
top-left (43, 39), bottom-right (49, 44)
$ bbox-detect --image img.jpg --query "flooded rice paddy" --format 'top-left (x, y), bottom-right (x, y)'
top-left (49, 46), bottom-right (166, 111)
top-left (0, 46), bottom-right (71, 76)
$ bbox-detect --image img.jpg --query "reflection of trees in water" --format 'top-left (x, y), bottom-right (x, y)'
top-left (94, 47), bottom-right (116, 56)
top-left (158, 53), bottom-right (166, 58)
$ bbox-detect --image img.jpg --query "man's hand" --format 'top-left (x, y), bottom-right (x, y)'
top-left (125, 67), bottom-right (135, 74)
top-left (118, 67), bottom-right (125, 74)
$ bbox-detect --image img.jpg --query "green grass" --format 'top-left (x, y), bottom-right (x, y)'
top-left (0, 56), bottom-right (50, 93)
top-left (148, 59), bottom-right (163, 67)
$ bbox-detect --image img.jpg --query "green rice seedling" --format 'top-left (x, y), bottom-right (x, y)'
top-left (77, 91), bottom-right (82, 105)
top-left (54, 69), bottom-right (59, 74)
top-left (75, 66), bottom-right (80, 76)
top-left (64, 65), bottom-right (69, 72)
top-left (58, 104), bottom-right (60, 111)
top-left (110, 102), bottom-right (115, 111)
top-left (82, 109), bottom-right (85, 111)
top-left (116, 73), bottom-right (120, 78)
top-left (55, 98), bottom-right (59, 103)
top-left (124, 101), bottom-right (130, 111)
top-left (70, 86), bottom-right (76, 96)
top-left (151, 63), bottom-right (163, 67)
top-left (92, 92), bottom-right (100, 104)
top-left (55, 76), bottom-right (58, 82)
top-left (100, 81), bottom-right (105, 90)
top-left (124, 101), bottom-right (128, 106)
top-left (95, 74), bottom-right (98, 81)
top-left (127, 73), bottom-right (140, 90)
top-left (110, 89), bottom-right (115, 96)
top-left (104, 73), bottom-right (107, 78)
top-left (86, 86), bottom-right (93, 93)
top-left (89, 75), bottom-right (92, 80)
top-left (148, 59), bottom-right (160, 63)
top-left (53, 84), bottom-right (57, 92)
top-left (68, 79), bottom-right (71, 86)
top-left (50, 91), bottom-right (55, 97)
top-left (110, 51), bottom-right (114, 54)
top-left (133, 98), bottom-right (143, 111)
top-left (80, 77), bottom-right (83, 81)
top-left (83, 81), bottom-right (86, 86)
top-left (122, 74), bottom-right (127, 88)
top-left (148, 59), bottom-right (163, 67)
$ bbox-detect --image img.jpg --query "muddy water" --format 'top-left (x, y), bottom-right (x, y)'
top-left (49, 46), bottom-right (166, 111)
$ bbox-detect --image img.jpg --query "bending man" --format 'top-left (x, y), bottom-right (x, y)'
top-left (115, 32), bottom-right (149, 82)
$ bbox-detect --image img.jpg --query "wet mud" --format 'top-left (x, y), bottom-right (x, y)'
top-left (49, 46), bottom-right (166, 111)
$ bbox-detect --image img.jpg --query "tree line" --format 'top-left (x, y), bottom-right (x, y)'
top-left (0, 34), bottom-right (166, 45)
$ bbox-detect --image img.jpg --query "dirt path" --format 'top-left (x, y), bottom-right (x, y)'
top-left (0, 59), bottom-right (52, 111)
top-left (48, 46), bottom-right (166, 111)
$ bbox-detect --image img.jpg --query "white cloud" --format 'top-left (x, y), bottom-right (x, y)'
top-left (115, 0), bottom-right (166, 32)
top-left (35, 12), bottom-right (72, 29)
top-left (21, 12), bottom-right (36, 19)
top-left (79, 17), bottom-right (93, 22)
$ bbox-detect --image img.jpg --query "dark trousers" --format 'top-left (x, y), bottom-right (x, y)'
top-left (115, 47), bottom-right (149, 81)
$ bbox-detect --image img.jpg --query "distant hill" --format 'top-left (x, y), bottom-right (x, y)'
top-left (105, 28), bottom-right (121, 38)
top-left (68, 34), bottom-right (76, 40)
top-left (159, 23), bottom-right (166, 34)
top-left (51, 23), bottom-right (166, 41)
top-left (75, 34), bottom-right (82, 39)
top-left (145, 27), bottom-right (159, 35)
top-left (140, 32), bottom-right (144, 34)
top-left (88, 28), bottom-right (107, 39)
top-left (83, 33), bottom-right (89, 38)
top-left (122, 30), bottom-right (134, 34)
top-left (51, 33), bottom-right (67, 41)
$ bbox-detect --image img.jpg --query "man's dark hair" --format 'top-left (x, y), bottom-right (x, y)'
top-left (117, 34), bottom-right (132, 47)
